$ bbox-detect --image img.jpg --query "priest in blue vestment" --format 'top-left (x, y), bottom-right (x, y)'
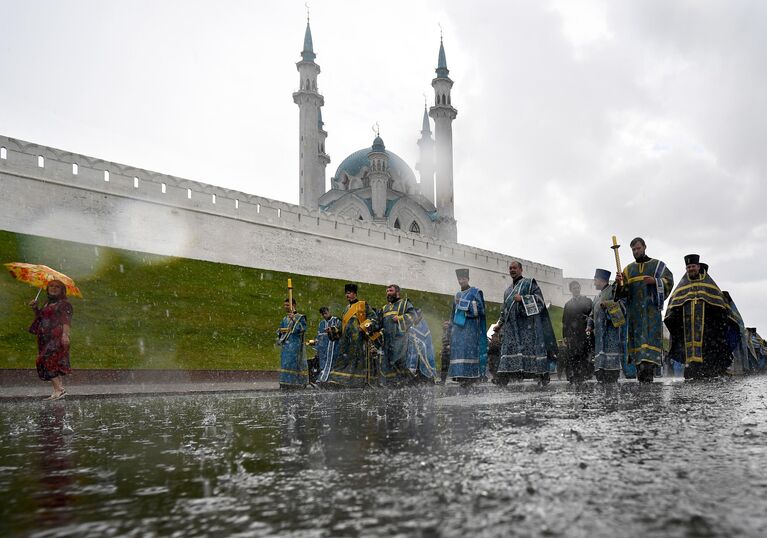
top-left (587, 268), bottom-right (625, 383)
top-left (326, 283), bottom-right (380, 388)
top-left (496, 261), bottom-right (558, 386)
top-left (380, 284), bottom-right (417, 385)
top-left (615, 237), bottom-right (673, 383)
top-left (277, 298), bottom-right (308, 389)
top-left (447, 268), bottom-right (487, 385)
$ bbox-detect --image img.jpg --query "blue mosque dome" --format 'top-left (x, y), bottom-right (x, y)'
top-left (331, 146), bottom-right (417, 190)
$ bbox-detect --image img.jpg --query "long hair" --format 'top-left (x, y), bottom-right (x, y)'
top-left (47, 279), bottom-right (67, 302)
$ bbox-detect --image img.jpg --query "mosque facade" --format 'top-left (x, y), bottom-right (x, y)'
top-left (294, 21), bottom-right (458, 242)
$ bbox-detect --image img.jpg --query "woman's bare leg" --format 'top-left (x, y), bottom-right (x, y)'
top-left (51, 376), bottom-right (64, 396)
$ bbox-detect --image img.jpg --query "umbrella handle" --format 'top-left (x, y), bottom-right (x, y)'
top-left (34, 288), bottom-right (42, 302)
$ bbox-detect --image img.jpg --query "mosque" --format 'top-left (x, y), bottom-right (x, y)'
top-left (0, 16), bottom-right (568, 307)
top-left (293, 19), bottom-right (458, 242)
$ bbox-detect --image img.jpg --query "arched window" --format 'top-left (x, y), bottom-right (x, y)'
top-left (409, 221), bottom-right (420, 234)
top-left (394, 218), bottom-right (401, 229)
top-left (448, 94), bottom-right (451, 105)
top-left (1, 147), bottom-right (7, 159)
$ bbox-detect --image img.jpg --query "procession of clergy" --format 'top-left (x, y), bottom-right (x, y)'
top-left (276, 237), bottom-right (767, 389)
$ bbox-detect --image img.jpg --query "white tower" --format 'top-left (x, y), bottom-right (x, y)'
top-left (416, 105), bottom-right (435, 204)
top-left (293, 19), bottom-right (329, 209)
top-left (428, 38), bottom-right (457, 241)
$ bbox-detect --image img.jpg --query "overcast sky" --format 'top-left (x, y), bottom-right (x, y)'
top-left (1, 0), bottom-right (765, 331)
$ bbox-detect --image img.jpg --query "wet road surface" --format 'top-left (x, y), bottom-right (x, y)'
top-left (1, 376), bottom-right (766, 537)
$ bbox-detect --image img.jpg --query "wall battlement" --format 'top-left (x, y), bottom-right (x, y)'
top-left (0, 135), bottom-right (565, 304)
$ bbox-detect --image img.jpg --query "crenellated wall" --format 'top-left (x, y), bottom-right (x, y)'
top-left (0, 135), bottom-right (566, 305)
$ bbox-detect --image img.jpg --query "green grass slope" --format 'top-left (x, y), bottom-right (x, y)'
top-left (0, 229), bottom-right (562, 370)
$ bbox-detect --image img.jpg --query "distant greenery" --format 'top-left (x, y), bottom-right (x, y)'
top-left (0, 230), bottom-right (562, 370)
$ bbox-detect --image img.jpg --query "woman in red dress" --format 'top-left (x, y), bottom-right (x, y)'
top-left (29, 280), bottom-right (73, 400)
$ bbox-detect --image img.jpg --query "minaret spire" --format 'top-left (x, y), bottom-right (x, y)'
top-left (429, 32), bottom-right (457, 241)
top-left (436, 27), bottom-right (449, 79)
top-left (294, 13), bottom-right (329, 209)
top-left (302, 4), bottom-right (315, 62)
top-left (416, 102), bottom-right (435, 204)
top-left (421, 97), bottom-right (431, 133)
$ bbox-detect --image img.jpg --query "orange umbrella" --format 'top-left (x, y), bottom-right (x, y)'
top-left (4, 262), bottom-right (83, 298)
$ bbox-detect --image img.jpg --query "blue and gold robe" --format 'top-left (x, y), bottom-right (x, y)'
top-left (723, 297), bottom-right (750, 374)
top-left (277, 313), bottom-right (307, 387)
top-left (448, 287), bottom-right (487, 379)
top-left (497, 277), bottom-right (558, 376)
top-left (316, 316), bottom-right (341, 382)
top-left (619, 257), bottom-right (673, 367)
top-left (327, 300), bottom-right (379, 388)
top-left (380, 298), bottom-right (417, 384)
top-left (406, 311), bottom-right (437, 380)
top-left (665, 272), bottom-right (737, 375)
top-left (589, 283), bottom-right (626, 372)
top-left (747, 331), bottom-right (767, 371)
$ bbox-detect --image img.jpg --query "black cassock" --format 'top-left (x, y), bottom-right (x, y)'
top-left (562, 295), bottom-right (593, 382)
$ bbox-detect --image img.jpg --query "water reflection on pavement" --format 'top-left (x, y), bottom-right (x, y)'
top-left (1, 377), bottom-right (766, 537)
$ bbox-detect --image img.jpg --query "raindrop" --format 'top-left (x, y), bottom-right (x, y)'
top-left (119, 264), bottom-right (124, 273)
top-left (166, 309), bottom-right (170, 318)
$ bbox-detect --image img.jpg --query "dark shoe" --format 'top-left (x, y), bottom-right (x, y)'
top-left (684, 362), bottom-right (704, 380)
top-left (603, 370), bottom-right (620, 383)
top-left (594, 370), bottom-right (604, 383)
top-left (637, 363), bottom-right (655, 383)
top-left (495, 374), bottom-right (510, 386)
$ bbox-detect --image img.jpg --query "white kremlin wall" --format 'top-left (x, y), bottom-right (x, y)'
top-left (0, 135), bottom-right (566, 306)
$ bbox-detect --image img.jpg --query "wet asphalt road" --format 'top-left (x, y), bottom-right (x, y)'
top-left (1, 376), bottom-right (766, 537)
